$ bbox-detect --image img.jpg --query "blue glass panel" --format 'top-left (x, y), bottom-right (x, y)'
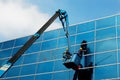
top-left (70, 36), bottom-right (75, 45)
top-left (54, 48), bottom-right (66, 59)
top-left (119, 64), bottom-right (120, 78)
top-left (117, 15), bottom-right (120, 25)
top-left (41, 40), bottom-right (57, 51)
top-left (95, 65), bottom-right (117, 80)
top-left (25, 43), bottom-right (41, 54)
top-left (0, 59), bottom-right (8, 67)
top-left (43, 30), bottom-right (58, 40)
top-left (53, 60), bottom-right (67, 71)
top-left (95, 51), bottom-right (117, 66)
top-left (0, 43), bottom-right (2, 49)
top-left (117, 26), bottom-right (120, 37)
top-left (15, 37), bottom-right (28, 47)
top-left (96, 16), bottom-right (115, 29)
top-left (69, 70), bottom-right (75, 80)
top-left (77, 21), bottom-right (95, 33)
top-left (0, 49), bottom-right (12, 58)
top-left (2, 40), bottom-right (15, 49)
top-left (23, 53), bottom-right (38, 64)
top-left (53, 71), bottom-right (69, 80)
top-left (37, 61), bottom-right (53, 73)
top-left (35, 74), bottom-right (52, 80)
top-left (59, 28), bottom-right (65, 37)
top-left (38, 50), bottom-right (54, 62)
top-left (75, 43), bottom-right (94, 54)
top-left (58, 37), bottom-right (67, 48)
top-left (58, 36), bottom-right (75, 48)
top-left (69, 25), bottom-right (77, 35)
top-left (6, 66), bottom-right (20, 77)
top-left (96, 39), bottom-right (117, 52)
top-left (19, 76), bottom-right (34, 80)
top-left (118, 50), bottom-right (120, 63)
top-left (6, 78), bottom-right (19, 80)
top-left (20, 64), bottom-right (36, 75)
top-left (118, 38), bottom-right (120, 49)
top-left (76, 32), bottom-right (94, 44)
top-left (96, 27), bottom-right (116, 40)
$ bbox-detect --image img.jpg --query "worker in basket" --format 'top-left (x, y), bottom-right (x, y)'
top-left (73, 62), bottom-right (93, 80)
top-left (63, 48), bottom-right (72, 61)
top-left (78, 40), bottom-right (88, 58)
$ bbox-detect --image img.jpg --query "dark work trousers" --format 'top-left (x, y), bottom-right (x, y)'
top-left (73, 69), bottom-right (93, 80)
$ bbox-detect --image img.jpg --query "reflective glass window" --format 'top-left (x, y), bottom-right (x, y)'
top-left (53, 60), bottom-right (67, 71)
top-left (6, 78), bottom-right (19, 80)
top-left (96, 27), bottom-right (116, 40)
top-left (0, 43), bottom-right (2, 49)
top-left (53, 48), bottom-right (66, 59)
top-left (41, 40), bottom-right (57, 51)
top-left (19, 76), bottom-right (34, 80)
top-left (0, 59), bottom-right (8, 67)
top-left (0, 49), bottom-right (12, 58)
top-left (2, 40), bottom-right (15, 49)
top-left (43, 30), bottom-right (58, 40)
top-left (96, 16), bottom-right (115, 29)
top-left (35, 74), bottom-right (52, 80)
top-left (118, 50), bottom-right (120, 63)
top-left (76, 32), bottom-right (94, 44)
top-left (118, 38), bottom-right (120, 49)
top-left (96, 39), bottom-right (117, 52)
top-left (95, 51), bottom-right (117, 66)
top-left (53, 71), bottom-right (69, 80)
top-left (69, 70), bottom-right (75, 80)
top-left (58, 37), bottom-right (67, 48)
top-left (15, 37), bottom-right (28, 47)
top-left (69, 25), bottom-right (77, 35)
top-left (77, 21), bottom-right (95, 33)
top-left (20, 64), bottom-right (36, 75)
top-left (59, 28), bottom-right (66, 37)
top-left (38, 51), bottom-right (54, 62)
top-left (6, 66), bottom-right (20, 77)
top-left (117, 26), bottom-right (120, 37)
top-left (95, 65), bottom-right (117, 80)
top-left (23, 53), bottom-right (38, 64)
top-left (37, 61), bottom-right (53, 73)
top-left (119, 64), bottom-right (120, 78)
top-left (117, 15), bottom-right (120, 25)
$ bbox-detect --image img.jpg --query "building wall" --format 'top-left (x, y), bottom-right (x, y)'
top-left (0, 14), bottom-right (120, 80)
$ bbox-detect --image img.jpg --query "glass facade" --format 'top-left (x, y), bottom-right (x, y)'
top-left (0, 14), bottom-right (120, 80)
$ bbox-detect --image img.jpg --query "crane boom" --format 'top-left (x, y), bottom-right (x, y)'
top-left (0, 9), bottom-right (70, 78)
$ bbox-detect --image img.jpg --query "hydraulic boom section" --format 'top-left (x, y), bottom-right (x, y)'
top-left (0, 9), bottom-right (70, 78)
